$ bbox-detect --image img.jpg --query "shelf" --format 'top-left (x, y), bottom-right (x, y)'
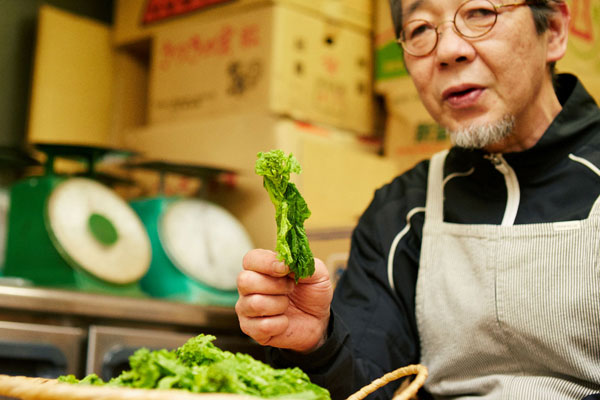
top-left (0, 284), bottom-right (238, 331)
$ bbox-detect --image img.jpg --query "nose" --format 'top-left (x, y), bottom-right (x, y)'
top-left (434, 23), bottom-right (476, 67)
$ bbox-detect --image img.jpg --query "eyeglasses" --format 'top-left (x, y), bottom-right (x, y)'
top-left (397, 0), bottom-right (533, 57)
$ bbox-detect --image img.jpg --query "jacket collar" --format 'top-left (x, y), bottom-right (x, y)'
top-left (504, 73), bottom-right (600, 167)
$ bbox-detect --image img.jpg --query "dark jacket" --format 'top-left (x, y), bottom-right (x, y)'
top-left (267, 74), bottom-right (600, 400)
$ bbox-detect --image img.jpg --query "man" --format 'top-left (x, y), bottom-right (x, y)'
top-left (236, 0), bottom-right (600, 398)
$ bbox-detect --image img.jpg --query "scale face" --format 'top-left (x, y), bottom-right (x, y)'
top-left (46, 178), bottom-right (151, 285)
top-left (3, 175), bottom-right (152, 295)
top-left (159, 198), bottom-right (252, 291)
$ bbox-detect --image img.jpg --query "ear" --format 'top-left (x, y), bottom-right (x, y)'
top-left (546, 2), bottom-right (570, 63)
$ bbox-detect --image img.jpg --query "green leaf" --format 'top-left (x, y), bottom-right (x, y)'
top-left (59, 334), bottom-right (329, 399)
top-left (255, 150), bottom-right (315, 281)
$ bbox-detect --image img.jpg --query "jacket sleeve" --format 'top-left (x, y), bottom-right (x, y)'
top-left (267, 163), bottom-right (428, 400)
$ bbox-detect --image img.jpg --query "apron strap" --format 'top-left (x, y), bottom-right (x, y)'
top-left (425, 149), bottom-right (449, 223)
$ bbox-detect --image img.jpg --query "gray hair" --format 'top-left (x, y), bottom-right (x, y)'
top-left (448, 115), bottom-right (516, 149)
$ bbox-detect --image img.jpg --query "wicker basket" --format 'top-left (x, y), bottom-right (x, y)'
top-left (0, 364), bottom-right (427, 400)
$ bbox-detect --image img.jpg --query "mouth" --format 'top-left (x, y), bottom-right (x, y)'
top-left (442, 85), bottom-right (485, 108)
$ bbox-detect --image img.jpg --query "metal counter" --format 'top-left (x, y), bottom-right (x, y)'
top-left (0, 284), bottom-right (238, 330)
top-left (0, 285), bottom-right (262, 379)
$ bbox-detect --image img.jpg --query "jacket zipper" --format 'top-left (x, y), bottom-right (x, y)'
top-left (484, 153), bottom-right (520, 226)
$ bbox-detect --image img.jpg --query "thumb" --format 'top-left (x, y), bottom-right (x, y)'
top-left (296, 257), bottom-right (330, 284)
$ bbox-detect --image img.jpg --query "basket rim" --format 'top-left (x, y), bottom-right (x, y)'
top-left (0, 375), bottom-right (261, 400)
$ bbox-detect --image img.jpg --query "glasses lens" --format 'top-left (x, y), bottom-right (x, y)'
top-left (400, 20), bottom-right (438, 56)
top-left (456, 0), bottom-right (498, 38)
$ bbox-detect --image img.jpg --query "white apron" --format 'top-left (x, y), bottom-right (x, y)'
top-left (416, 150), bottom-right (600, 399)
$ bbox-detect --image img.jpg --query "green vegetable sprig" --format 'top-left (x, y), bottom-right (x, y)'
top-left (255, 150), bottom-right (315, 281)
top-left (59, 334), bottom-right (330, 400)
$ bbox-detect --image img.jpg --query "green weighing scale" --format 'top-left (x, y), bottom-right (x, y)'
top-left (0, 146), bottom-right (41, 274)
top-left (2, 143), bottom-right (152, 296)
top-left (126, 160), bottom-right (253, 306)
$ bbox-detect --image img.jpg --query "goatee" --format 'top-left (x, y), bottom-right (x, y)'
top-left (448, 115), bottom-right (516, 149)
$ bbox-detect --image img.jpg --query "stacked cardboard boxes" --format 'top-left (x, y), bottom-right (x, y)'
top-left (114, 0), bottom-right (373, 45)
top-left (27, 6), bottom-right (116, 149)
top-left (111, 0), bottom-right (377, 137)
top-left (147, 4), bottom-right (373, 134)
top-left (111, 0), bottom-right (401, 278)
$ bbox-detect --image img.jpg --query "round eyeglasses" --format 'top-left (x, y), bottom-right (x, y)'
top-left (397, 0), bottom-right (533, 57)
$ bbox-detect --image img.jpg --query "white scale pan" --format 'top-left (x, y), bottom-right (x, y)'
top-left (46, 177), bottom-right (152, 285)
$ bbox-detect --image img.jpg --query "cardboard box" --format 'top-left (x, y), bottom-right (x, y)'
top-left (373, 0), bottom-right (407, 95)
top-left (111, 48), bottom-right (150, 136)
top-left (123, 113), bottom-right (402, 249)
top-left (113, 0), bottom-right (373, 47)
top-left (148, 3), bottom-right (374, 135)
top-left (28, 5), bottom-right (115, 148)
top-left (307, 227), bottom-right (352, 287)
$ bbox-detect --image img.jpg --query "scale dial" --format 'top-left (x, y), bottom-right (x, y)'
top-left (159, 198), bottom-right (252, 291)
top-left (46, 178), bottom-right (151, 284)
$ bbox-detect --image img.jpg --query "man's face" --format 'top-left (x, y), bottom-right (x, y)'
top-left (401, 0), bottom-right (555, 148)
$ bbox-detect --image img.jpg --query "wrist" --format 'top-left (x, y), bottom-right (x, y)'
top-left (299, 314), bottom-right (331, 354)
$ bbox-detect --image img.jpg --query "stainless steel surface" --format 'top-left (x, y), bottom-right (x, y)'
top-left (0, 285), bottom-right (238, 329)
top-left (0, 320), bottom-right (86, 375)
top-left (86, 325), bottom-right (264, 378)
top-left (0, 285), bottom-right (258, 379)
top-left (86, 325), bottom-right (196, 377)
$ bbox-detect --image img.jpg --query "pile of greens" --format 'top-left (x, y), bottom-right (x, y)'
top-left (255, 150), bottom-right (315, 281)
top-left (59, 334), bottom-right (330, 399)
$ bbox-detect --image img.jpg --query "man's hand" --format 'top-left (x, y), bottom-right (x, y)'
top-left (235, 249), bottom-right (333, 353)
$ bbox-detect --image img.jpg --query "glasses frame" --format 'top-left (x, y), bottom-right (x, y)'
top-left (397, 0), bottom-right (534, 57)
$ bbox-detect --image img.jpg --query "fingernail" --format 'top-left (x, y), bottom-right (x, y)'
top-left (273, 261), bottom-right (288, 275)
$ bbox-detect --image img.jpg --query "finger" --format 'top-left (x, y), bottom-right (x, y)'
top-left (237, 270), bottom-right (295, 296)
top-left (242, 249), bottom-right (289, 277)
top-left (237, 314), bottom-right (289, 346)
top-left (236, 293), bottom-right (289, 318)
top-left (296, 257), bottom-right (330, 284)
